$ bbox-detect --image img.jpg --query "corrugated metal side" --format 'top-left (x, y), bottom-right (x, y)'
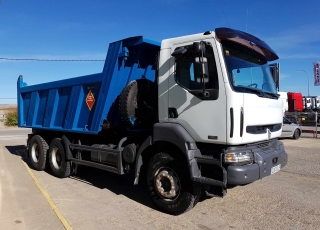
top-left (17, 36), bottom-right (160, 134)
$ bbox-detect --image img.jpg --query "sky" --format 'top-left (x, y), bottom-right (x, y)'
top-left (1, 0), bottom-right (320, 104)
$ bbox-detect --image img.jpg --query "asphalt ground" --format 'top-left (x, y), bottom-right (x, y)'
top-left (1, 124), bottom-right (320, 230)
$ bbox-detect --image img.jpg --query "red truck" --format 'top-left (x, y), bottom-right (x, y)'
top-left (287, 92), bottom-right (303, 112)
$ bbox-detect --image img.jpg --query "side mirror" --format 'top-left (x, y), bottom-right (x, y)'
top-left (171, 47), bottom-right (187, 57)
top-left (193, 42), bottom-right (206, 55)
top-left (195, 57), bottom-right (209, 83)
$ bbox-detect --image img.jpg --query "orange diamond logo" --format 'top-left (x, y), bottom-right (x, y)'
top-left (86, 90), bottom-right (95, 111)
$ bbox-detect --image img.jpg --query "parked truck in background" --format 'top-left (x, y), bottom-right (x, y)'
top-left (284, 92), bottom-right (319, 125)
top-left (18, 27), bottom-right (287, 215)
top-left (303, 96), bottom-right (313, 110)
top-left (287, 92), bottom-right (303, 112)
top-left (278, 91), bottom-right (288, 115)
top-left (306, 96), bottom-right (320, 111)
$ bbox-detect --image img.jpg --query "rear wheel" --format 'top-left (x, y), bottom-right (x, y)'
top-left (147, 151), bottom-right (201, 215)
top-left (48, 138), bottom-right (71, 178)
top-left (293, 129), bottom-right (300, 140)
top-left (28, 135), bottom-right (48, 171)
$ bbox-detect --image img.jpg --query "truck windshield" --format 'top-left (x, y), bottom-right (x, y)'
top-left (221, 41), bottom-right (278, 97)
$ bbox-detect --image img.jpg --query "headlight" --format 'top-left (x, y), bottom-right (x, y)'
top-left (224, 152), bottom-right (254, 164)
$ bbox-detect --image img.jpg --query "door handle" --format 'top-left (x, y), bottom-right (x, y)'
top-left (168, 108), bottom-right (178, 118)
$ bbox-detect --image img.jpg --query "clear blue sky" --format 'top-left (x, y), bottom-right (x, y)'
top-left (1, 0), bottom-right (320, 104)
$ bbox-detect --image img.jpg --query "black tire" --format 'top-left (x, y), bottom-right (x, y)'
top-left (48, 138), bottom-right (71, 178)
top-left (119, 79), bottom-right (157, 129)
top-left (293, 129), bottom-right (300, 140)
top-left (28, 135), bottom-right (49, 171)
top-left (147, 151), bottom-right (202, 215)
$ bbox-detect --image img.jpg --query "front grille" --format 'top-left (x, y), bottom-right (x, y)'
top-left (257, 142), bottom-right (270, 149)
top-left (246, 123), bottom-right (281, 134)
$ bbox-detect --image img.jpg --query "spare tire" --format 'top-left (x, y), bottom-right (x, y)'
top-left (119, 78), bottom-right (158, 129)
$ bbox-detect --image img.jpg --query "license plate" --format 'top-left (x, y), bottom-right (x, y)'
top-left (271, 164), bottom-right (281, 174)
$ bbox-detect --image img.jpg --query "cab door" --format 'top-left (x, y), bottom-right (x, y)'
top-left (167, 38), bottom-right (227, 143)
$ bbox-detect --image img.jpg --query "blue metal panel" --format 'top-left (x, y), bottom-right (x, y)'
top-left (75, 83), bottom-right (101, 131)
top-left (91, 37), bottom-right (160, 132)
top-left (49, 90), bottom-right (59, 128)
top-left (17, 36), bottom-right (160, 134)
top-left (35, 90), bottom-right (49, 126)
top-left (41, 89), bottom-right (54, 127)
top-left (31, 92), bottom-right (40, 126)
top-left (72, 86), bottom-right (85, 130)
top-left (19, 73), bottom-right (103, 93)
top-left (53, 87), bottom-right (71, 128)
top-left (64, 85), bottom-right (81, 129)
top-left (22, 93), bottom-right (31, 126)
top-left (17, 76), bottom-right (27, 126)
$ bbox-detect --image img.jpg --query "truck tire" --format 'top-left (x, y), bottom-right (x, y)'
top-left (147, 151), bottom-right (201, 215)
top-left (119, 79), bottom-right (157, 129)
top-left (28, 135), bottom-right (49, 171)
top-left (48, 138), bottom-right (71, 178)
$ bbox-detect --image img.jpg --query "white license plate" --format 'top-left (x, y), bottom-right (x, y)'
top-left (271, 164), bottom-right (281, 174)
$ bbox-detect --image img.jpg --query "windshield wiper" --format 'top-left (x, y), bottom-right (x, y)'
top-left (237, 86), bottom-right (278, 99)
top-left (237, 86), bottom-right (266, 97)
top-left (264, 92), bottom-right (279, 99)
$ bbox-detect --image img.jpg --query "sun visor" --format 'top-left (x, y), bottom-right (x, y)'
top-left (215, 27), bottom-right (279, 61)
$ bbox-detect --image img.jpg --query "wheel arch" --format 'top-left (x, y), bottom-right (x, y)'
top-left (298, 128), bottom-right (302, 136)
top-left (134, 123), bottom-right (201, 185)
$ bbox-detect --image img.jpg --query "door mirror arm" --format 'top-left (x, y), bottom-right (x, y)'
top-left (193, 41), bottom-right (209, 97)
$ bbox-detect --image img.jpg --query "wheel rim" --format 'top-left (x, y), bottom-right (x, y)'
top-left (154, 167), bottom-right (180, 200)
top-left (31, 143), bottom-right (40, 163)
top-left (51, 146), bottom-right (62, 169)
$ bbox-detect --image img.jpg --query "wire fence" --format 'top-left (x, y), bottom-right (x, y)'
top-left (285, 111), bottom-right (319, 139)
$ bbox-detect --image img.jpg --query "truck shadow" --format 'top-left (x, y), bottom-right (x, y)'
top-left (5, 145), bottom-right (157, 210)
top-left (5, 145), bottom-right (217, 211)
top-left (70, 165), bottom-right (156, 209)
top-left (70, 166), bottom-right (216, 207)
top-left (5, 145), bottom-right (26, 156)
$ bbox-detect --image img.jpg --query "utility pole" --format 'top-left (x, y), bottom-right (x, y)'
top-left (297, 69), bottom-right (310, 96)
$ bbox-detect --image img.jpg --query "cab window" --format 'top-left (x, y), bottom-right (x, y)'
top-left (174, 43), bottom-right (219, 100)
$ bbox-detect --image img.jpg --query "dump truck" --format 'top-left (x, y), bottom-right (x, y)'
top-left (17, 27), bottom-right (287, 215)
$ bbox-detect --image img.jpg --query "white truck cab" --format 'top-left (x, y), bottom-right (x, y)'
top-left (144, 29), bottom-right (288, 212)
top-left (158, 28), bottom-right (283, 145)
top-left (303, 96), bottom-right (312, 110)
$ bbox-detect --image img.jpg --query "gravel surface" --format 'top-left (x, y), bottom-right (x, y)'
top-left (1, 128), bottom-right (320, 230)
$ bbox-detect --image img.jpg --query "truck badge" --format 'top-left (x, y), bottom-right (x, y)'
top-left (86, 90), bottom-right (95, 111)
top-left (267, 129), bottom-right (271, 140)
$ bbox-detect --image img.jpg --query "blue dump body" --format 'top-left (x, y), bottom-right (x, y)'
top-left (17, 36), bottom-right (160, 134)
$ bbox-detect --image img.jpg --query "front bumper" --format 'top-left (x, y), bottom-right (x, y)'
top-left (227, 139), bottom-right (288, 185)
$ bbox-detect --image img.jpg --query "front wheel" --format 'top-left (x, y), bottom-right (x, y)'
top-left (48, 138), bottom-right (71, 178)
top-left (147, 151), bottom-right (201, 215)
top-left (293, 129), bottom-right (300, 140)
